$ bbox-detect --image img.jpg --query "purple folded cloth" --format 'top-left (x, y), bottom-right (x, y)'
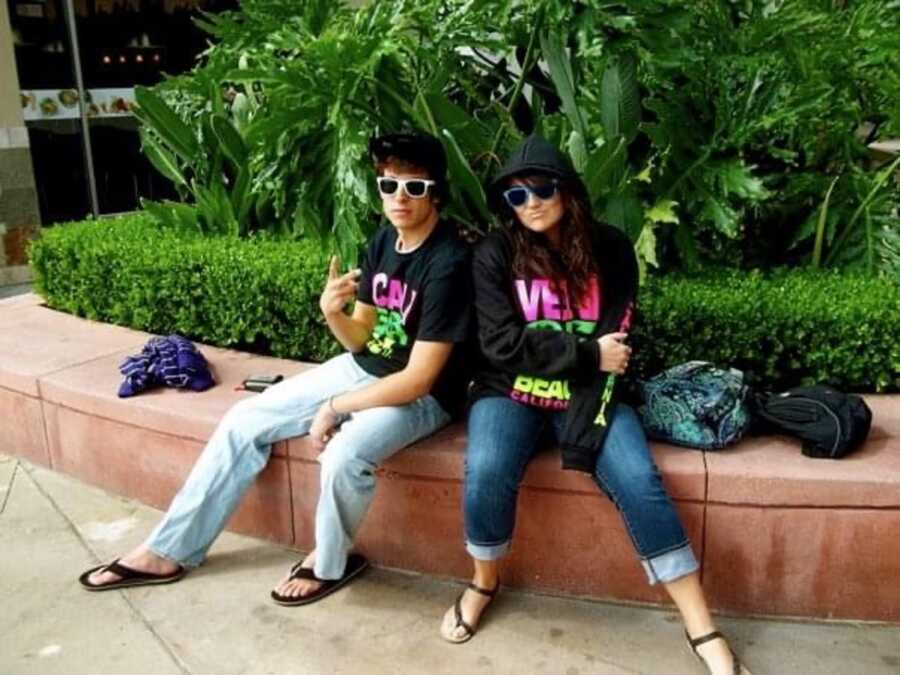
top-left (118, 335), bottom-right (215, 398)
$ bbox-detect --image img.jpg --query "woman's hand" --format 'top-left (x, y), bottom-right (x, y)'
top-left (597, 332), bottom-right (632, 375)
top-left (319, 256), bottom-right (361, 317)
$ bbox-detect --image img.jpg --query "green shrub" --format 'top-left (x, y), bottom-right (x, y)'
top-left (30, 215), bottom-right (900, 392)
top-left (29, 213), bottom-right (338, 363)
top-left (633, 270), bottom-right (900, 393)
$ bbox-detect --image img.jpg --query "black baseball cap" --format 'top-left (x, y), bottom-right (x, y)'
top-left (369, 131), bottom-right (448, 200)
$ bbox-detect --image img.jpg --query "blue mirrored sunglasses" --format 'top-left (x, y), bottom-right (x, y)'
top-left (502, 181), bottom-right (559, 208)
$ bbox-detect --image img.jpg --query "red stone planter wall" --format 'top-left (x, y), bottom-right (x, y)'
top-left (2, 293), bottom-right (898, 622)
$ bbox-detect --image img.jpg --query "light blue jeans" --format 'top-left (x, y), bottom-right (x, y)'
top-left (145, 352), bottom-right (451, 580)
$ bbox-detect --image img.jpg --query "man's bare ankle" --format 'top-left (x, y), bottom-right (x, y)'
top-left (123, 548), bottom-right (179, 573)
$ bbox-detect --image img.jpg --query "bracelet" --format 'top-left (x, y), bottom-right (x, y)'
top-left (328, 396), bottom-right (350, 423)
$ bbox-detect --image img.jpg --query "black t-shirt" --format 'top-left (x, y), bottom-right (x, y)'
top-left (353, 219), bottom-right (472, 416)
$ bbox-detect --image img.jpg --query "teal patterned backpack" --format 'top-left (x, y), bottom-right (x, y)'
top-left (637, 361), bottom-right (751, 450)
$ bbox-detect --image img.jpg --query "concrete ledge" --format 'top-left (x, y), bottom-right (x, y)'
top-left (0, 386), bottom-right (47, 466)
top-left (287, 433), bottom-right (704, 607)
top-left (706, 435), bottom-right (900, 507)
top-left (2, 294), bottom-right (899, 622)
top-left (704, 504), bottom-right (900, 622)
top-left (0, 302), bottom-right (146, 396)
top-left (0, 264), bottom-right (33, 287)
top-left (39, 344), bottom-right (312, 452)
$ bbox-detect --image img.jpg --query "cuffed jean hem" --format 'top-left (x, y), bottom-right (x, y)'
top-left (145, 542), bottom-right (203, 569)
top-left (640, 542), bottom-right (699, 585)
top-left (465, 539), bottom-right (511, 561)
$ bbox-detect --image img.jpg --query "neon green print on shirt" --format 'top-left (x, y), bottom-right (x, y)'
top-left (509, 276), bottom-right (602, 411)
top-left (509, 318), bottom-right (597, 410)
top-left (366, 308), bottom-right (409, 358)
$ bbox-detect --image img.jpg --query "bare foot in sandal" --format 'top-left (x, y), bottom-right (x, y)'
top-left (271, 551), bottom-right (369, 606)
top-left (688, 630), bottom-right (753, 675)
top-left (440, 578), bottom-right (500, 643)
top-left (83, 544), bottom-right (181, 588)
top-left (272, 549), bottom-right (323, 600)
top-left (78, 544), bottom-right (187, 591)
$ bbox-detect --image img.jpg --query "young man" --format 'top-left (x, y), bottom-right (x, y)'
top-left (79, 132), bottom-right (471, 605)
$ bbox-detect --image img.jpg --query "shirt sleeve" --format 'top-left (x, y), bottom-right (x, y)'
top-left (415, 249), bottom-right (472, 343)
top-left (472, 237), bottom-right (599, 378)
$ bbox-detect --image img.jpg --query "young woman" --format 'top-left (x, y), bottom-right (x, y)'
top-left (439, 135), bottom-right (750, 675)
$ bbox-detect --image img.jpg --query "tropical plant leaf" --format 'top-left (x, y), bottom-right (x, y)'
top-left (827, 155), bottom-right (900, 266)
top-left (646, 199), bottom-right (680, 225)
top-left (140, 132), bottom-right (187, 187)
top-left (604, 191), bottom-right (644, 241)
top-left (441, 128), bottom-right (492, 227)
top-left (139, 199), bottom-right (180, 229)
top-left (877, 221), bottom-right (900, 281)
top-left (634, 223), bottom-right (658, 285)
top-left (699, 195), bottom-right (741, 238)
top-left (212, 114), bottom-right (248, 168)
top-left (812, 175), bottom-right (840, 267)
top-left (223, 68), bottom-right (313, 89)
top-left (125, 0), bottom-right (900, 277)
top-left (134, 86), bottom-right (199, 162)
top-left (231, 168), bottom-right (253, 228)
top-left (600, 54), bottom-right (640, 144)
top-left (566, 130), bottom-right (588, 174)
top-left (166, 200), bottom-right (201, 233)
top-left (583, 137), bottom-right (626, 201)
top-left (230, 93), bottom-right (253, 133)
top-left (719, 159), bottom-right (768, 201)
top-left (539, 31), bottom-right (587, 139)
top-left (423, 92), bottom-right (491, 154)
top-left (140, 198), bottom-right (202, 234)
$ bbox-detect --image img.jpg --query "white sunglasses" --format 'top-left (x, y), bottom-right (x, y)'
top-left (377, 176), bottom-right (436, 199)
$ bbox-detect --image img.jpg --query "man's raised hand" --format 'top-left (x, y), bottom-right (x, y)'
top-left (319, 255), bottom-right (362, 317)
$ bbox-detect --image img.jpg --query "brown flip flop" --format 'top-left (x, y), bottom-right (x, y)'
top-left (79, 558), bottom-right (187, 591)
top-left (270, 553), bottom-right (369, 607)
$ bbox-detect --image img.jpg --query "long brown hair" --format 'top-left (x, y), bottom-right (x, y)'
top-left (505, 174), bottom-right (597, 304)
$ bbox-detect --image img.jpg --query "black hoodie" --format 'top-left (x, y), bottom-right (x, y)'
top-left (471, 135), bottom-right (639, 473)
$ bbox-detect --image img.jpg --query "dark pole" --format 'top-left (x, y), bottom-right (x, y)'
top-left (62, 0), bottom-right (99, 217)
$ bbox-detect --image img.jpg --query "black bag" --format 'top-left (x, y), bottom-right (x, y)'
top-left (751, 386), bottom-right (872, 459)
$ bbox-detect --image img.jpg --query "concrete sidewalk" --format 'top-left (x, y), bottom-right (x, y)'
top-left (1, 452), bottom-right (898, 675)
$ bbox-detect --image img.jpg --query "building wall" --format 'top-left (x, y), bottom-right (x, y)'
top-left (0, 0), bottom-right (41, 274)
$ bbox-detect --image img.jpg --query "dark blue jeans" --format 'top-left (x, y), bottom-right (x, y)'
top-left (464, 396), bottom-right (698, 585)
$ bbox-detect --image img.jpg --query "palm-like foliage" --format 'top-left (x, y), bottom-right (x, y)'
top-left (134, 0), bottom-right (900, 277)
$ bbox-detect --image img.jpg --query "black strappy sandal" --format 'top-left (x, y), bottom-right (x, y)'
top-left (686, 629), bottom-right (746, 675)
top-left (441, 580), bottom-right (500, 644)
